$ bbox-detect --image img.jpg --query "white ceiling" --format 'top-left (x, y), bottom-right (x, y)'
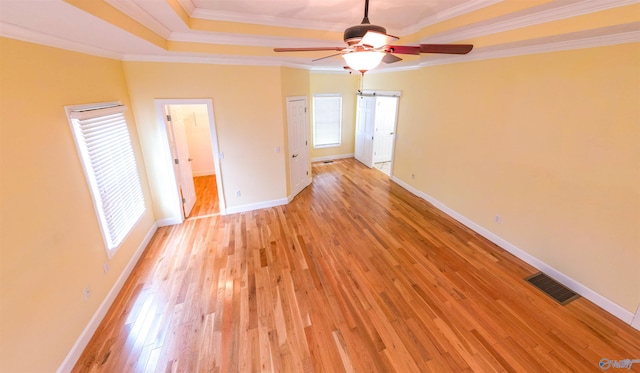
top-left (0, 0), bottom-right (638, 71)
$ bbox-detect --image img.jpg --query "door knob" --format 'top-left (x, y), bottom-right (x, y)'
top-left (292, 154), bottom-right (298, 158)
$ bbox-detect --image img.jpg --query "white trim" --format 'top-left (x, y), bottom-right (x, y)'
top-left (188, 0), bottom-right (502, 36)
top-left (169, 31), bottom-right (338, 48)
top-left (156, 217), bottom-right (183, 227)
top-left (311, 154), bottom-right (354, 163)
top-left (0, 22), bottom-right (123, 60)
top-left (105, 0), bottom-right (172, 38)
top-left (225, 198), bottom-right (289, 215)
top-left (4, 21), bottom-right (634, 72)
top-left (422, 0), bottom-right (639, 43)
top-left (177, 0), bottom-right (196, 15)
top-left (400, 0), bottom-right (503, 35)
top-left (122, 53), bottom-right (312, 69)
top-left (390, 176), bottom-right (637, 326)
top-left (419, 30), bottom-right (640, 68)
top-left (191, 8), bottom-right (349, 33)
top-left (632, 306), bottom-right (640, 331)
top-left (57, 222), bottom-right (158, 373)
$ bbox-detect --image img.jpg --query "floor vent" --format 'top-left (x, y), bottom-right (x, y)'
top-left (525, 272), bottom-right (580, 305)
top-left (323, 160), bottom-right (334, 164)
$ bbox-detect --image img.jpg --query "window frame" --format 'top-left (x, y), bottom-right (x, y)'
top-left (312, 94), bottom-right (343, 149)
top-left (65, 101), bottom-right (146, 258)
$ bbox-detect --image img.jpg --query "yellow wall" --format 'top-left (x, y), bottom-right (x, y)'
top-left (310, 72), bottom-right (360, 160)
top-left (0, 38), bottom-right (156, 372)
top-left (363, 43), bottom-right (640, 313)
top-left (280, 67), bottom-right (311, 196)
top-left (122, 62), bottom-right (288, 217)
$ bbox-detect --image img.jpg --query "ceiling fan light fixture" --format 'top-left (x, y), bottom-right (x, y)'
top-left (343, 51), bottom-right (385, 73)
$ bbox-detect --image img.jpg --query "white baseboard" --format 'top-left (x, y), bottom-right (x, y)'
top-left (311, 153), bottom-right (354, 163)
top-left (192, 170), bottom-right (215, 177)
top-left (156, 217), bottom-right (182, 227)
top-left (57, 222), bottom-right (158, 373)
top-left (632, 306), bottom-right (640, 331)
top-left (391, 176), bottom-right (637, 327)
top-left (225, 197), bottom-right (289, 215)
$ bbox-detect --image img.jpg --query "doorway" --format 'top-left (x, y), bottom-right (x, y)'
top-left (355, 93), bottom-right (400, 175)
top-left (156, 99), bottom-right (226, 222)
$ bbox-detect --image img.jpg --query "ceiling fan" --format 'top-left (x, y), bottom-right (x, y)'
top-left (273, 0), bottom-right (473, 74)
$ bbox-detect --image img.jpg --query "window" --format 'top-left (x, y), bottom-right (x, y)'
top-left (313, 95), bottom-right (342, 148)
top-left (66, 102), bottom-right (145, 257)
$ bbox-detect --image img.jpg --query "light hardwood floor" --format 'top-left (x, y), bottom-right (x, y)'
top-left (190, 175), bottom-right (219, 217)
top-left (74, 158), bottom-right (640, 372)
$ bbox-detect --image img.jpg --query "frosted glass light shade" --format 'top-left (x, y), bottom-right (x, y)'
top-left (343, 51), bottom-right (385, 72)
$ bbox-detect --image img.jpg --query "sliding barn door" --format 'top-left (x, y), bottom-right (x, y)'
top-left (355, 95), bottom-right (376, 168)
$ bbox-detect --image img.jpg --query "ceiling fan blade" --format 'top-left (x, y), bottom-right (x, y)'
top-left (419, 44), bottom-right (473, 54)
top-left (312, 53), bottom-right (343, 62)
top-left (385, 45), bottom-right (421, 55)
top-left (382, 53), bottom-right (402, 64)
top-left (359, 30), bottom-right (399, 48)
top-left (274, 47), bottom-right (344, 52)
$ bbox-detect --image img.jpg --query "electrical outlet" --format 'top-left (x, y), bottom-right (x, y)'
top-left (82, 287), bottom-right (91, 300)
top-left (103, 262), bottom-right (110, 274)
top-left (411, 173), bottom-right (415, 179)
top-left (235, 190), bottom-right (241, 197)
top-left (495, 215), bottom-right (501, 223)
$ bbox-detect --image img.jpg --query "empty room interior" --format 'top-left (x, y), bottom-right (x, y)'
top-left (1, 0), bottom-right (639, 372)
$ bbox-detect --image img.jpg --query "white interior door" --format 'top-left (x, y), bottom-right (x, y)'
top-left (165, 105), bottom-right (196, 218)
top-left (287, 96), bottom-right (311, 198)
top-left (355, 95), bottom-right (376, 168)
top-left (373, 97), bottom-right (398, 163)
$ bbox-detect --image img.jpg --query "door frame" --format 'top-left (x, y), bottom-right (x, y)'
top-left (286, 96), bottom-right (311, 200)
top-left (155, 99), bottom-right (226, 221)
top-left (357, 90), bottom-right (401, 175)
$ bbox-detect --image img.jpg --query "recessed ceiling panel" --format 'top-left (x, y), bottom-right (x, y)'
top-left (191, 0), bottom-right (472, 31)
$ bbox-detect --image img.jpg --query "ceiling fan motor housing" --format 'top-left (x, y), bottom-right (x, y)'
top-left (344, 23), bottom-right (387, 45)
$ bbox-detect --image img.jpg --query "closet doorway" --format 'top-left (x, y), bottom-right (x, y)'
top-left (156, 99), bottom-right (226, 221)
top-left (354, 92), bottom-right (400, 176)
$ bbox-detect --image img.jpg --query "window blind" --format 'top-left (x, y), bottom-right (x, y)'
top-left (69, 105), bottom-right (145, 254)
top-left (313, 95), bottom-right (342, 148)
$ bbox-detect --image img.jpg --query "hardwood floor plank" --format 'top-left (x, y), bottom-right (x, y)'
top-left (73, 158), bottom-right (640, 372)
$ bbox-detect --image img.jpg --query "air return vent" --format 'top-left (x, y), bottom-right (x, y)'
top-left (525, 272), bottom-right (580, 305)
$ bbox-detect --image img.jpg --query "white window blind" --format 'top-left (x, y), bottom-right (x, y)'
top-left (313, 95), bottom-right (342, 148)
top-left (68, 104), bottom-right (145, 255)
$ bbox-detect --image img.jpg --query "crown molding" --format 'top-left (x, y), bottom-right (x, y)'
top-left (400, 0), bottom-right (503, 35)
top-left (169, 31), bottom-right (338, 48)
top-left (0, 22), bottom-right (123, 60)
top-left (187, 0), bottom-right (504, 37)
top-left (105, 0), bottom-right (172, 38)
top-left (423, 0), bottom-right (640, 43)
top-left (121, 53), bottom-right (311, 69)
top-left (191, 9), bottom-right (350, 33)
top-left (5, 20), bottom-right (635, 72)
top-left (177, 0), bottom-right (196, 15)
top-left (419, 29), bottom-right (640, 67)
